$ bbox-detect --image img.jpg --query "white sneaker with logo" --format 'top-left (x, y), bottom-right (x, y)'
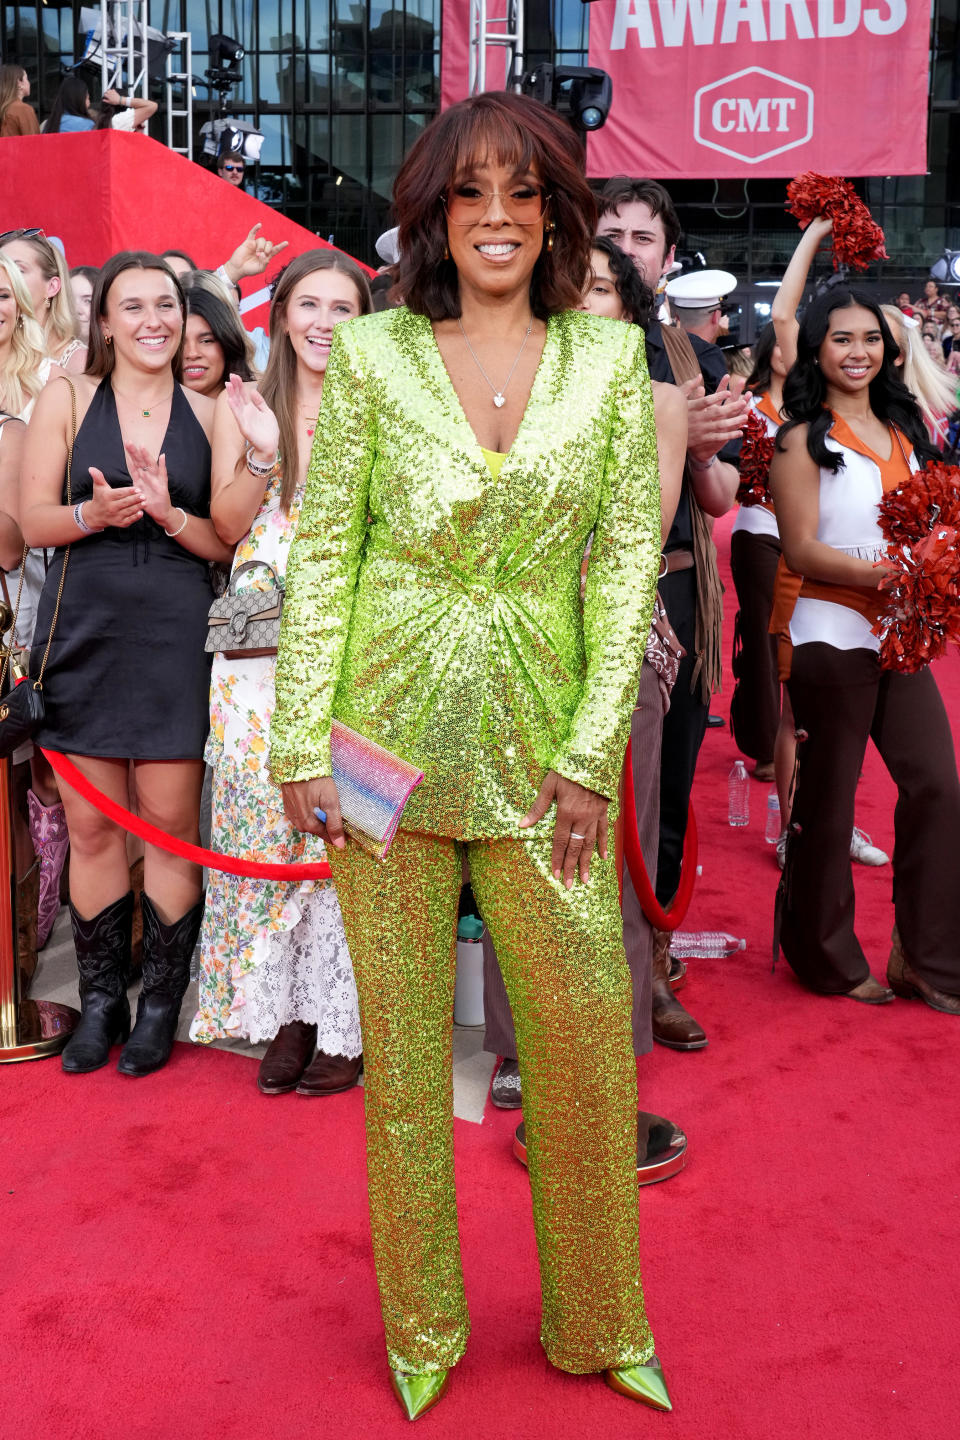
top-left (850, 827), bottom-right (890, 867)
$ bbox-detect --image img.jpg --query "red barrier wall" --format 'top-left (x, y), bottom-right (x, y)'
top-left (0, 131), bottom-right (372, 332)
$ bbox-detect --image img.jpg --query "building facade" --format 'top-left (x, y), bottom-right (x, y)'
top-left (3, 0), bottom-right (959, 332)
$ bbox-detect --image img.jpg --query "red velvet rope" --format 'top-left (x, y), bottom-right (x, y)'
top-left (622, 737), bottom-right (698, 932)
top-left (41, 744), bottom-right (692, 915)
top-left (41, 749), bottom-right (333, 881)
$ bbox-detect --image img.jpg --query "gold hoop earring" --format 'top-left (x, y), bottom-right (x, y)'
top-left (546, 224), bottom-right (555, 253)
top-left (443, 242), bottom-right (450, 260)
top-left (104, 334), bottom-right (113, 345)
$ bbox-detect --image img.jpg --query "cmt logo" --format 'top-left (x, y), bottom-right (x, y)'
top-left (694, 67), bottom-right (813, 164)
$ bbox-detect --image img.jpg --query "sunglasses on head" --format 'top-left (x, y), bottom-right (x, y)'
top-left (0, 228), bottom-right (45, 245)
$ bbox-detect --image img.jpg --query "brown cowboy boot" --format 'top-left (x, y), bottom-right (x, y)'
top-left (888, 924), bottom-right (960, 1015)
top-left (651, 926), bottom-right (707, 1050)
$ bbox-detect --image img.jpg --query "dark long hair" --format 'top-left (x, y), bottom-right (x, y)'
top-left (746, 322), bottom-right (777, 395)
top-left (180, 273), bottom-right (256, 384)
top-left (46, 75), bottom-right (89, 134)
top-left (589, 236), bottom-right (655, 331)
top-left (393, 90), bottom-right (595, 321)
top-left (777, 288), bottom-right (937, 472)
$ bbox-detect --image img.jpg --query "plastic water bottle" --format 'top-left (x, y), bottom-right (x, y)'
top-left (669, 931), bottom-right (747, 959)
top-left (454, 915), bottom-right (485, 1026)
top-left (764, 788), bottom-right (781, 844)
top-left (728, 760), bottom-right (749, 826)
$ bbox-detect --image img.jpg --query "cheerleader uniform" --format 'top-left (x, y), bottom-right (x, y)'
top-left (779, 414), bottom-right (960, 999)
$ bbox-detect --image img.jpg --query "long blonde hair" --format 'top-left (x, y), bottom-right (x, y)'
top-left (881, 304), bottom-right (957, 442)
top-left (261, 249), bottom-right (373, 512)
top-left (0, 232), bottom-right (79, 359)
top-left (0, 256), bottom-right (47, 416)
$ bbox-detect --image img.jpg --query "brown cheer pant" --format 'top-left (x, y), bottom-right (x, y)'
top-left (483, 658), bottom-right (663, 1060)
top-left (729, 528), bottom-right (782, 765)
top-left (781, 642), bottom-right (960, 996)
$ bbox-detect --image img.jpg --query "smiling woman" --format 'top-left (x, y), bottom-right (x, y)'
top-left (189, 248), bottom-right (373, 1101)
top-left (179, 272), bottom-right (256, 398)
top-left (269, 91), bottom-right (668, 1419)
top-left (769, 287), bottom-right (960, 1014)
top-left (18, 250), bottom-right (234, 1081)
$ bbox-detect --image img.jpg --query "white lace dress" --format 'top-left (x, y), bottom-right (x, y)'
top-left (189, 470), bottom-right (362, 1055)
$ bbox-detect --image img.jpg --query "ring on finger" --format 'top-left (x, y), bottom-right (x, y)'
top-left (569, 831), bottom-right (587, 840)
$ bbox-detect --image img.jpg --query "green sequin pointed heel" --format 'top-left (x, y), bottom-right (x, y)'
top-left (606, 1355), bottom-right (673, 1411)
top-left (390, 1368), bottom-right (449, 1421)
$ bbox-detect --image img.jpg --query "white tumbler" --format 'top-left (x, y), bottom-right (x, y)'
top-left (453, 915), bottom-right (485, 1026)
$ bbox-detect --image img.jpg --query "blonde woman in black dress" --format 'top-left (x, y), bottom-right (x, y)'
top-left (20, 251), bottom-right (233, 1078)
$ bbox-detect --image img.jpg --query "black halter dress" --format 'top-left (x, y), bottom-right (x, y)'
top-left (31, 378), bottom-right (214, 759)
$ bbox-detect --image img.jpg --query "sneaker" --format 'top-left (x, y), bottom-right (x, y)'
top-left (850, 826), bottom-right (890, 867)
top-left (776, 829), bottom-right (787, 870)
top-left (491, 1057), bottom-right (522, 1110)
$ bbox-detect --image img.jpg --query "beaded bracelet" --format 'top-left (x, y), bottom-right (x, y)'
top-left (164, 507), bottom-right (188, 537)
top-left (245, 442), bottom-right (282, 480)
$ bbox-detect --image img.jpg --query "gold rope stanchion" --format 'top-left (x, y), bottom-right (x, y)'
top-left (0, 755), bottom-right (79, 1062)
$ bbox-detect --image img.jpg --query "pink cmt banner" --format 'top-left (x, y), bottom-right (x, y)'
top-left (587, 1), bottom-right (930, 179)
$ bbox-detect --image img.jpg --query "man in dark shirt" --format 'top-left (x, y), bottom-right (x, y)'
top-left (598, 178), bottom-right (745, 1051)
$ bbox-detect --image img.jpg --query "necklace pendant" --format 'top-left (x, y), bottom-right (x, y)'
top-left (493, 393), bottom-right (506, 408)
top-left (142, 408), bottom-right (151, 418)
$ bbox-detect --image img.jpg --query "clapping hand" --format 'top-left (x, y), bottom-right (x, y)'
top-left (84, 468), bottom-right (143, 529)
top-left (224, 373), bottom-right (280, 460)
top-left (520, 769), bottom-right (609, 888)
top-left (224, 224), bottom-right (289, 285)
top-left (123, 444), bottom-right (173, 528)
top-left (683, 373), bottom-right (750, 462)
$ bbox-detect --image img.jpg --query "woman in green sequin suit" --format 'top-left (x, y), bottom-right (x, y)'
top-left (270, 93), bottom-right (671, 1419)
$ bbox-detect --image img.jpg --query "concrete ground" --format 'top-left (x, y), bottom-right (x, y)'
top-left (29, 906), bottom-right (498, 1123)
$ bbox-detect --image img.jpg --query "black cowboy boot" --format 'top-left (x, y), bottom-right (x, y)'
top-left (61, 892), bottom-right (134, 1074)
top-left (117, 893), bottom-right (204, 1077)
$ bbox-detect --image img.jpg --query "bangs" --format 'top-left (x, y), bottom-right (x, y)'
top-left (449, 104), bottom-right (538, 182)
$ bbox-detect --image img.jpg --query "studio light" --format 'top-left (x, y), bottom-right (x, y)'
top-left (209, 32), bottom-right (244, 83)
top-left (520, 63), bottom-right (613, 134)
top-left (930, 249), bottom-right (960, 284)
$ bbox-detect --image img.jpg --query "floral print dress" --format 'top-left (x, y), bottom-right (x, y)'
top-left (190, 470), bottom-right (362, 1054)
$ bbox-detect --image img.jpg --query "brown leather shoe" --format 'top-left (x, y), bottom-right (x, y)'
top-left (845, 976), bottom-right (894, 1005)
top-left (297, 1050), bottom-right (363, 1096)
top-left (257, 1021), bottom-right (318, 1095)
top-left (888, 926), bottom-right (960, 1015)
top-left (651, 928), bottom-right (707, 1050)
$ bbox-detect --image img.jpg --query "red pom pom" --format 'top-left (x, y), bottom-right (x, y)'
top-left (786, 173), bottom-right (888, 272)
top-left (873, 461), bottom-right (960, 671)
top-left (736, 408), bottom-right (776, 507)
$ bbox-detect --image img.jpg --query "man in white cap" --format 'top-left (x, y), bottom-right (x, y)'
top-left (666, 268), bottom-right (738, 348)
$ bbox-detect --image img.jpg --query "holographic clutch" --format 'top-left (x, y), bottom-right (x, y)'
top-left (330, 719), bottom-right (424, 860)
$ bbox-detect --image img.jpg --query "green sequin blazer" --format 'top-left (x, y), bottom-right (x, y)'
top-left (270, 306), bottom-right (661, 840)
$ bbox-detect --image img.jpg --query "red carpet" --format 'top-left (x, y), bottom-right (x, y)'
top-left (3, 513), bottom-right (959, 1440)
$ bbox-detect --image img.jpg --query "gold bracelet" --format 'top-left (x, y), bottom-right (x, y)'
top-left (164, 507), bottom-right (188, 537)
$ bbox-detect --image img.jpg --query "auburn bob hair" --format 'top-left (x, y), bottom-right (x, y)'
top-left (393, 91), bottom-right (596, 321)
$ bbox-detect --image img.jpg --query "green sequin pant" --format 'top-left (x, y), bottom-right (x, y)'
top-left (328, 828), bottom-right (655, 1376)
